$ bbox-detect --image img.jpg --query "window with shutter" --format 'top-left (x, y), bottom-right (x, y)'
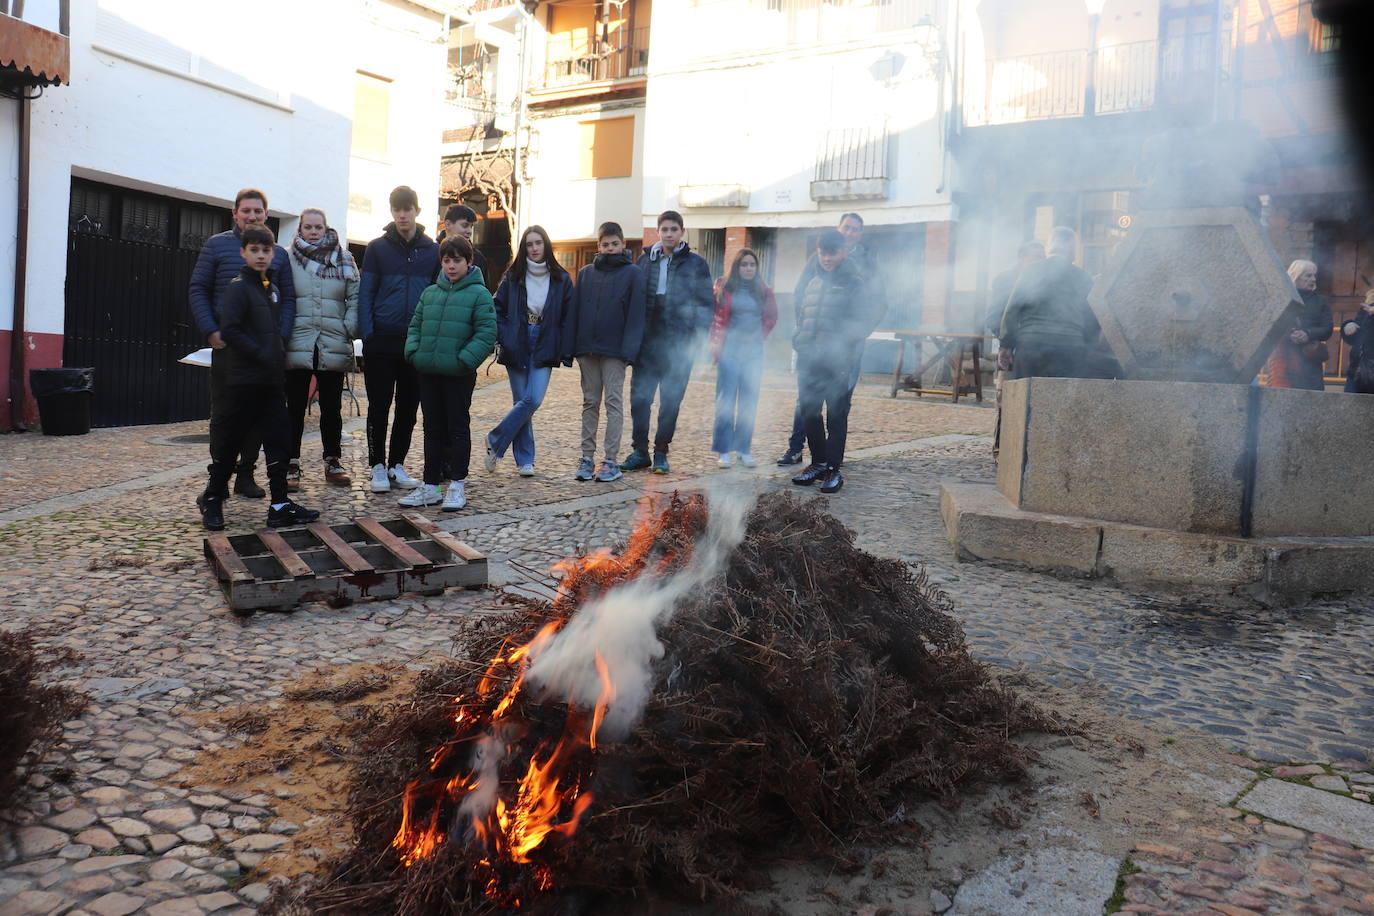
top-left (353, 71), bottom-right (393, 160)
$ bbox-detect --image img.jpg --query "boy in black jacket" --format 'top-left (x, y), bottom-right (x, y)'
top-left (625, 210), bottom-right (714, 474)
top-left (561, 222), bottom-right (646, 483)
top-left (196, 225), bottom-right (320, 531)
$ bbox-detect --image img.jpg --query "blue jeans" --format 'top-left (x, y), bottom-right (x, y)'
top-left (712, 334), bottom-right (763, 454)
top-left (489, 326), bottom-right (552, 467)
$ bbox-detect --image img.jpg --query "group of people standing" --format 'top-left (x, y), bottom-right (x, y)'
top-left (1264, 259), bottom-right (1374, 395)
top-left (188, 186), bottom-right (885, 531)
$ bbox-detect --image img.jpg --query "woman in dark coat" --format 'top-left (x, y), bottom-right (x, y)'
top-left (1267, 260), bottom-right (1334, 390)
top-left (1342, 288), bottom-right (1374, 393)
top-left (483, 226), bottom-right (573, 475)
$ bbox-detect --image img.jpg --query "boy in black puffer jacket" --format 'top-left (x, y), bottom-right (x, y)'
top-left (197, 225), bottom-right (320, 532)
top-left (561, 222), bottom-right (646, 483)
top-left (790, 230), bottom-right (870, 496)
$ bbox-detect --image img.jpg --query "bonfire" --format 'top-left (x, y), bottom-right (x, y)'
top-left (272, 491), bottom-right (1061, 914)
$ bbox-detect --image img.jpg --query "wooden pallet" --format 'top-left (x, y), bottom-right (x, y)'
top-left (203, 513), bottom-right (487, 614)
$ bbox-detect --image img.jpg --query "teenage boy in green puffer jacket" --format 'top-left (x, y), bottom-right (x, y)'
top-left (401, 236), bottom-right (498, 512)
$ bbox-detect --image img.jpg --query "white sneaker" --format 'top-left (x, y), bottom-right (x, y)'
top-left (398, 483), bottom-right (442, 507)
top-left (390, 464), bottom-right (420, 489)
top-left (442, 480), bottom-right (467, 511)
top-left (738, 453), bottom-right (757, 468)
top-left (718, 453), bottom-right (735, 468)
top-left (370, 463), bottom-right (391, 492)
top-left (484, 434), bottom-right (499, 473)
top-left (518, 464), bottom-right (535, 477)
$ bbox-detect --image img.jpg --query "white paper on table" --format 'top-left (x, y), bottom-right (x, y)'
top-left (179, 348), bottom-right (213, 367)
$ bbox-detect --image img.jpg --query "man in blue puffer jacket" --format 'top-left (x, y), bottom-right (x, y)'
top-left (357, 186), bottom-right (441, 494)
top-left (189, 188), bottom-right (297, 499)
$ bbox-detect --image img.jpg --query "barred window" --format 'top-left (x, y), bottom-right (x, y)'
top-left (180, 207), bottom-right (227, 251)
top-left (69, 184), bottom-right (114, 236)
top-left (121, 195), bottom-right (173, 246)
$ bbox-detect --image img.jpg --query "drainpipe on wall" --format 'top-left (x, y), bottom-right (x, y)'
top-left (8, 96), bottom-right (32, 432)
top-left (509, 1), bottom-right (532, 233)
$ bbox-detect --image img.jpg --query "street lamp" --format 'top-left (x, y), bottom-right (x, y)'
top-left (1084, 0), bottom-right (1107, 116)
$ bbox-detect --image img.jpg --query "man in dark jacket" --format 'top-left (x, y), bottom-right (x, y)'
top-left (561, 222), bottom-right (646, 482)
top-left (999, 226), bottom-right (1100, 380)
top-left (790, 230), bottom-right (869, 495)
top-left (625, 210), bottom-right (714, 474)
top-left (196, 225), bottom-right (318, 533)
top-left (358, 185), bottom-right (440, 494)
top-left (987, 240), bottom-right (1046, 338)
top-left (1341, 290), bottom-right (1374, 393)
top-left (189, 188), bottom-right (296, 498)
top-left (778, 212), bottom-right (884, 466)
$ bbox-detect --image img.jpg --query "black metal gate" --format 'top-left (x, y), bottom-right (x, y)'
top-left (64, 233), bottom-right (211, 427)
top-left (63, 178), bottom-right (237, 428)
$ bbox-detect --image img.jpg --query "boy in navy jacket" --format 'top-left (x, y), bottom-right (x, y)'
top-left (357, 186), bottom-right (440, 494)
top-left (196, 225), bottom-right (319, 533)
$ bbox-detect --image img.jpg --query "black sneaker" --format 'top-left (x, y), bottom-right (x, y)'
top-left (791, 462), bottom-right (828, 486)
top-left (776, 450), bottom-right (804, 467)
top-left (267, 500), bottom-right (320, 528)
top-left (819, 467), bottom-right (844, 494)
top-left (234, 473), bottom-right (266, 499)
top-left (196, 492), bottom-right (225, 531)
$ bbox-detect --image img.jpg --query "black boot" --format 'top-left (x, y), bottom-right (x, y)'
top-left (196, 491), bottom-right (225, 531)
top-left (819, 466), bottom-right (844, 494)
top-left (234, 471), bottom-right (265, 498)
top-left (791, 462), bottom-right (828, 486)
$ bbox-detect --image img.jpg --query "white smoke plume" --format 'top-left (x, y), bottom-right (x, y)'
top-left (525, 487), bottom-right (752, 738)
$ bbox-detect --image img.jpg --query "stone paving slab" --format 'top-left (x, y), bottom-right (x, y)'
top-left (950, 847), bottom-right (1121, 915)
top-left (1239, 777), bottom-right (1374, 849)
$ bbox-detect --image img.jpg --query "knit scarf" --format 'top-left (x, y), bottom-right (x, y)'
top-left (291, 227), bottom-right (357, 281)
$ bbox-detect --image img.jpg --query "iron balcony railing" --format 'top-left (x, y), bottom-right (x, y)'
top-left (540, 26), bottom-right (649, 89)
top-left (964, 36), bottom-right (1233, 127)
top-left (815, 124), bottom-right (889, 182)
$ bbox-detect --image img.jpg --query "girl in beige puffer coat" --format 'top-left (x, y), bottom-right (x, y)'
top-left (285, 208), bottom-right (359, 487)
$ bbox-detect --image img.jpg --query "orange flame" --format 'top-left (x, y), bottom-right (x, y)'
top-left (390, 493), bottom-right (708, 903)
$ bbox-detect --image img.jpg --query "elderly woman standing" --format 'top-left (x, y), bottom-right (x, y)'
top-left (285, 208), bottom-right (359, 487)
top-left (1266, 260), bottom-right (1333, 391)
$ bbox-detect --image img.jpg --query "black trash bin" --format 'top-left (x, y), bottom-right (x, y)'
top-left (30, 367), bottom-right (94, 436)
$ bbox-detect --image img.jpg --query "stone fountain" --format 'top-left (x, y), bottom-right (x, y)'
top-left (940, 171), bottom-right (1374, 604)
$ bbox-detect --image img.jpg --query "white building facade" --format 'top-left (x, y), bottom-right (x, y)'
top-left (2, 0), bottom-right (451, 428)
top-left (639, 0), bottom-right (956, 341)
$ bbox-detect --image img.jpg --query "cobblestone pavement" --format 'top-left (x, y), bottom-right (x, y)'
top-left (2, 371), bottom-right (1373, 916)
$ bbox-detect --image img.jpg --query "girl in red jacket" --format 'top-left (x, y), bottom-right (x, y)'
top-left (710, 248), bottom-right (777, 467)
